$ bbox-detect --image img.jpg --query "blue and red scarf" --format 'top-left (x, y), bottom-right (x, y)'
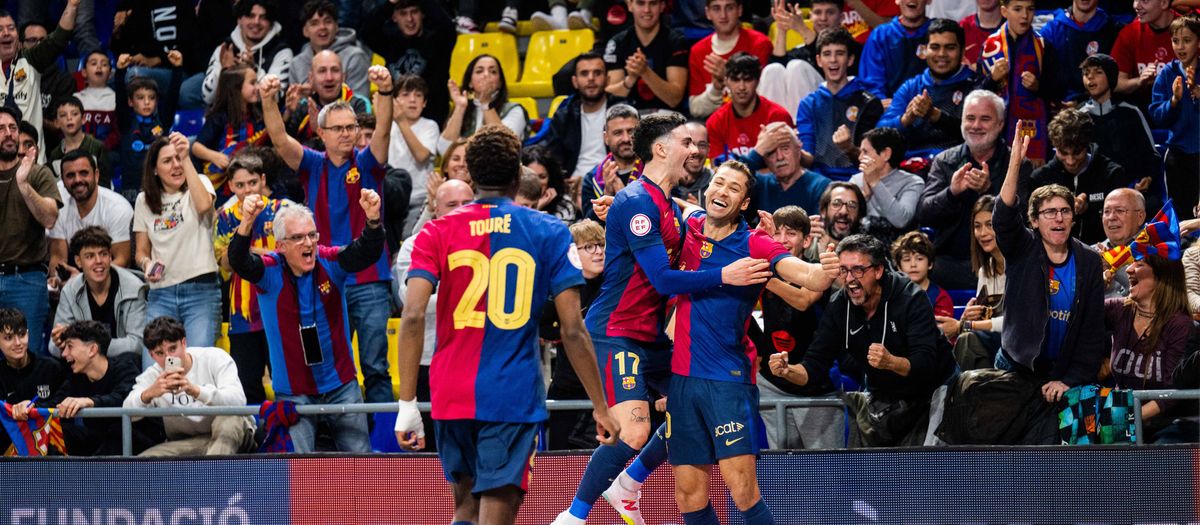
top-left (980, 23), bottom-right (1048, 161)
top-left (1, 402), bottom-right (65, 456)
top-left (258, 400), bottom-right (299, 453)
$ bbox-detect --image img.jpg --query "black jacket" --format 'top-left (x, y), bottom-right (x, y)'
top-left (920, 142), bottom-right (1033, 259)
top-left (802, 271), bottom-right (955, 401)
top-left (539, 93), bottom-right (626, 178)
top-left (993, 197), bottom-right (1107, 386)
top-left (361, 0), bottom-right (455, 124)
top-left (1026, 148), bottom-right (1129, 245)
top-left (0, 353), bottom-right (66, 404)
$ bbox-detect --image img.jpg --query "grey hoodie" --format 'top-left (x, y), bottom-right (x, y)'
top-left (50, 266), bottom-right (148, 359)
top-left (202, 21), bottom-right (294, 105)
top-left (289, 27), bottom-right (371, 97)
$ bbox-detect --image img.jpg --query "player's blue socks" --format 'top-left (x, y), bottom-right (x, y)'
top-left (681, 502), bottom-right (720, 525)
top-left (625, 423), bottom-right (668, 484)
top-left (567, 439), bottom-right (638, 519)
top-left (741, 499), bottom-right (775, 525)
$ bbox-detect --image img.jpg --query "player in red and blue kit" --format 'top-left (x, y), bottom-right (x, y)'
top-left (556, 113), bottom-right (773, 525)
top-left (666, 160), bottom-right (838, 525)
top-left (258, 68), bottom-right (398, 405)
top-left (394, 126), bottom-right (619, 525)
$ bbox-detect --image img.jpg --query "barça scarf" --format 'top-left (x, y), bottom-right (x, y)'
top-left (980, 23), bottom-right (1048, 161)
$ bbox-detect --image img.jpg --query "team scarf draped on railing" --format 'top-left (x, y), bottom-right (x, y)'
top-left (0, 402), bottom-right (65, 457)
top-left (1103, 199), bottom-right (1183, 269)
top-left (258, 400), bottom-right (299, 453)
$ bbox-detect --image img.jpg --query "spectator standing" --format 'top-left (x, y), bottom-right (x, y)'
top-left (961, 0), bottom-right (1003, 67)
top-left (360, 0), bottom-right (455, 124)
top-left (0, 2), bottom-right (79, 155)
top-left (125, 316), bottom-right (255, 456)
top-left (19, 21), bottom-right (74, 139)
top-left (283, 50), bottom-right (372, 150)
top-left (109, 0), bottom-right (204, 112)
top-left (201, 0), bottom-right (293, 107)
top-left (48, 227), bottom-right (146, 359)
top-left (795, 28), bottom-right (883, 178)
top-left (1039, 0), bottom-right (1122, 103)
top-left (978, 0), bottom-right (1056, 164)
top-left (850, 127), bottom-right (924, 231)
top-left (602, 0), bottom-right (689, 113)
top-left (228, 192), bottom-right (385, 453)
top-left (1148, 15), bottom-right (1200, 221)
top-left (191, 65), bottom-right (269, 207)
top-left (687, 0), bottom-right (773, 119)
top-left (75, 51), bottom-right (118, 153)
top-left (260, 68), bottom-right (397, 405)
top-left (1112, 0), bottom-right (1176, 109)
top-left (289, 1), bottom-right (370, 97)
top-left (438, 54), bottom-right (528, 151)
top-left (117, 77), bottom-right (167, 203)
top-left (0, 107), bottom-right (59, 355)
top-left (47, 151), bottom-right (134, 279)
top-left (133, 133), bottom-right (221, 350)
top-left (387, 75), bottom-right (440, 239)
top-left (858, 0), bottom-right (931, 102)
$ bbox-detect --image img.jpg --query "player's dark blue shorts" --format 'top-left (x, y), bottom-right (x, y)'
top-left (666, 374), bottom-right (763, 465)
top-left (591, 332), bottom-right (672, 406)
top-left (434, 419), bottom-right (539, 493)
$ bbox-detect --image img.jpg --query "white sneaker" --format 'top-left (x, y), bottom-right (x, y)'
top-left (602, 478), bottom-right (646, 525)
top-left (567, 9), bottom-right (594, 30)
top-left (498, 7), bottom-right (519, 33)
top-left (455, 16), bottom-right (479, 34)
top-left (532, 6), bottom-right (569, 31)
top-left (550, 509), bottom-right (586, 525)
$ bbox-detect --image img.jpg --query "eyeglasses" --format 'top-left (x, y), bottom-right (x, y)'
top-left (838, 264), bottom-right (876, 279)
top-left (283, 231), bottom-right (320, 243)
top-left (1037, 207), bottom-right (1073, 219)
top-left (322, 124), bottom-right (360, 135)
top-left (829, 199), bottom-right (859, 212)
top-left (581, 243), bottom-right (604, 254)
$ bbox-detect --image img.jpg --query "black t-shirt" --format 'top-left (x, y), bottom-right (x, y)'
top-left (0, 352), bottom-right (66, 404)
top-left (751, 288), bottom-right (835, 396)
top-left (547, 276), bottom-right (604, 399)
top-left (602, 25), bottom-right (689, 112)
top-left (87, 271), bottom-right (120, 337)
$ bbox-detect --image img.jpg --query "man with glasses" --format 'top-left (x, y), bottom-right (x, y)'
top-left (1026, 109), bottom-right (1128, 245)
top-left (804, 181), bottom-right (864, 262)
top-left (260, 66), bottom-right (399, 405)
top-left (284, 50), bottom-right (372, 150)
top-left (994, 128), bottom-right (1106, 416)
top-left (770, 233), bottom-right (956, 446)
top-left (227, 189), bottom-right (386, 452)
top-left (1093, 188), bottom-right (1147, 298)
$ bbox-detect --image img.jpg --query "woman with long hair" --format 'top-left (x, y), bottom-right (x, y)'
top-left (132, 134), bottom-right (220, 352)
top-left (407, 139), bottom-right (475, 237)
top-left (436, 54), bottom-right (527, 155)
top-left (191, 65), bottom-right (269, 206)
top-left (938, 195), bottom-right (1006, 369)
top-left (522, 145), bottom-right (580, 223)
top-left (1104, 255), bottom-right (1194, 442)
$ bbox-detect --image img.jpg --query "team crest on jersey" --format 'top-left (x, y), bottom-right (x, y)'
top-left (151, 125), bottom-right (163, 136)
top-left (952, 90), bottom-right (964, 105)
top-left (345, 167), bottom-right (360, 184)
top-left (630, 213), bottom-right (652, 237)
top-left (915, 44), bottom-right (927, 60)
top-left (13, 68), bottom-right (25, 83)
top-left (319, 281), bottom-right (332, 295)
top-left (1155, 47), bottom-right (1170, 62)
top-left (1049, 278), bottom-right (1061, 295)
top-left (700, 240), bottom-right (713, 259)
top-left (1086, 41), bottom-right (1099, 56)
top-left (36, 384), bottom-right (50, 399)
top-left (846, 106), bottom-right (859, 123)
top-left (622, 376), bottom-right (636, 390)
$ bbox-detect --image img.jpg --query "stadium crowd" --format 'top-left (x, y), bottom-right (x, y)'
top-left (0, 0), bottom-right (1197, 465)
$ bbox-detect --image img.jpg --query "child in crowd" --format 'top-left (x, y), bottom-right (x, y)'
top-left (47, 96), bottom-right (111, 186)
top-left (389, 74), bottom-right (440, 239)
top-left (892, 230), bottom-right (954, 318)
top-left (118, 77), bottom-right (166, 203)
top-left (75, 51), bottom-right (118, 152)
top-left (191, 65), bottom-right (269, 207)
top-left (1150, 14), bottom-right (1200, 220)
top-left (979, 0), bottom-right (1054, 164)
top-left (961, 0), bottom-right (1003, 67)
top-left (1077, 54), bottom-right (1161, 199)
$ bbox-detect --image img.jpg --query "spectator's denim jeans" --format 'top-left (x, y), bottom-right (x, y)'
top-left (276, 380), bottom-right (370, 453)
top-left (0, 270), bottom-right (49, 355)
top-left (146, 278), bottom-right (221, 365)
top-left (178, 73), bottom-right (207, 111)
top-left (345, 281), bottom-right (395, 403)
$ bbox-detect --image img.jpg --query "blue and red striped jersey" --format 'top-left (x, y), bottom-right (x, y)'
top-left (254, 246), bottom-right (359, 396)
top-left (672, 215), bottom-right (790, 384)
top-left (408, 197), bottom-right (584, 422)
top-left (297, 147), bottom-right (391, 285)
top-left (213, 197), bottom-right (292, 334)
top-left (585, 177), bottom-right (684, 342)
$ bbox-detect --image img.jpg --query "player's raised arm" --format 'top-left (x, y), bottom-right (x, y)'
top-left (774, 242), bottom-right (840, 292)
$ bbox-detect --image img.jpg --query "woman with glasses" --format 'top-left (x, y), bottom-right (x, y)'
top-left (133, 133), bottom-right (221, 352)
top-left (192, 65), bottom-right (269, 207)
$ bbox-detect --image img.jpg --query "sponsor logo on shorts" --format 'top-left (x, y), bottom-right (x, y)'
top-left (724, 436), bottom-right (745, 447)
top-left (713, 421), bottom-right (744, 437)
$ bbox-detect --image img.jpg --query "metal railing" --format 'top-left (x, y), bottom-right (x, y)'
top-left (51, 390), bottom-right (1199, 456)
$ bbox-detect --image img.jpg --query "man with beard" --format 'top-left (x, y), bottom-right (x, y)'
top-left (920, 89), bottom-right (1031, 290)
top-left (541, 52), bottom-right (626, 181)
top-left (879, 19), bottom-right (983, 155)
top-left (704, 53), bottom-right (792, 162)
top-left (47, 150), bottom-right (134, 286)
top-left (804, 181), bottom-right (865, 261)
top-left (0, 106), bottom-right (59, 356)
top-left (362, 0), bottom-right (455, 124)
top-left (284, 50), bottom-right (372, 150)
top-left (581, 104), bottom-right (641, 221)
top-left (672, 121), bottom-right (714, 205)
top-left (289, 1), bottom-right (370, 97)
top-left (48, 227), bottom-right (147, 359)
top-left (0, 1), bottom-right (80, 155)
top-left (746, 125), bottom-right (833, 225)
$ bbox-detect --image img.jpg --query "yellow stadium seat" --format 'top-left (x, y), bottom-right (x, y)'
top-left (387, 318), bottom-right (401, 400)
top-left (510, 97), bottom-right (540, 120)
top-left (768, 21), bottom-right (807, 50)
top-left (216, 322), bottom-right (230, 352)
top-left (548, 95), bottom-right (568, 118)
top-left (449, 33), bottom-right (521, 89)
top-left (510, 29), bottom-right (594, 98)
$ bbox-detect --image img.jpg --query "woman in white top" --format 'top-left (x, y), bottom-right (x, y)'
top-left (938, 195), bottom-right (1006, 370)
top-left (132, 133), bottom-right (221, 350)
top-left (436, 54), bottom-right (527, 155)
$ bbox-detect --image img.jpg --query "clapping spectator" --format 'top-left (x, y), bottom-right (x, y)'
top-left (705, 53), bottom-right (792, 162)
top-left (1112, 0), bottom-right (1176, 109)
top-left (438, 54), bottom-right (527, 153)
top-left (978, 0), bottom-right (1056, 164)
top-left (602, 0), bottom-right (689, 113)
top-left (1149, 15), bottom-right (1200, 221)
top-left (1077, 54), bottom-right (1161, 197)
top-left (686, 0), bottom-right (772, 119)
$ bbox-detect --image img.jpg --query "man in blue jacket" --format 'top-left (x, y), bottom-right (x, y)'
top-left (857, 0), bottom-right (931, 102)
top-left (1040, 0), bottom-right (1122, 103)
top-left (879, 18), bottom-right (983, 156)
